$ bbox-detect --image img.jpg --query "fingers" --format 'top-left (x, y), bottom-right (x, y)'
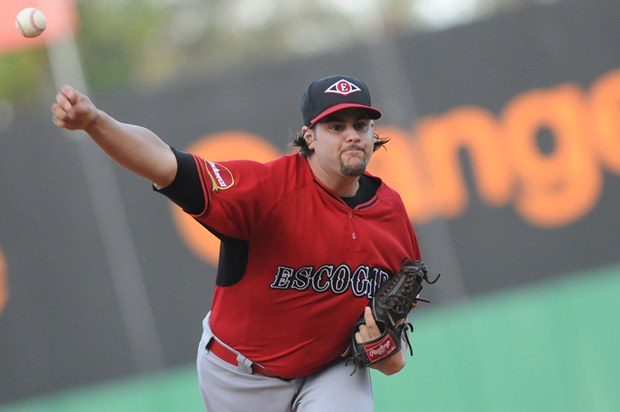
top-left (363, 306), bottom-right (377, 329)
top-left (50, 85), bottom-right (97, 130)
top-left (60, 85), bottom-right (77, 103)
top-left (50, 102), bottom-right (68, 128)
top-left (56, 86), bottom-right (77, 116)
top-left (51, 86), bottom-right (75, 128)
top-left (355, 307), bottom-right (380, 344)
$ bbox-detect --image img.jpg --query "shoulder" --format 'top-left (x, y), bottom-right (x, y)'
top-left (184, 152), bottom-right (311, 192)
top-left (214, 153), bottom-right (305, 173)
top-left (221, 154), bottom-right (313, 195)
top-left (363, 172), bottom-right (401, 202)
top-left (265, 153), bottom-right (309, 172)
top-left (232, 154), bottom-right (310, 181)
top-left (365, 172), bottom-right (411, 215)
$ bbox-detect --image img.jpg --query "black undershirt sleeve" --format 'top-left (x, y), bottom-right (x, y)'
top-left (155, 147), bottom-right (206, 215)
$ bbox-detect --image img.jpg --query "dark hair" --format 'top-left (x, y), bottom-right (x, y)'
top-left (289, 126), bottom-right (390, 158)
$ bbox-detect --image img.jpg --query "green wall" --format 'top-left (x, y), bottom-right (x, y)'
top-left (373, 264), bottom-right (620, 412)
top-left (2, 265), bottom-right (618, 412)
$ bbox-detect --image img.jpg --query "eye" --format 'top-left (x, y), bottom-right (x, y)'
top-left (329, 123), bottom-right (345, 132)
top-left (355, 122), bottom-right (370, 132)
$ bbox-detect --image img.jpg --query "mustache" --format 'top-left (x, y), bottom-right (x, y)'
top-left (342, 144), bottom-right (366, 153)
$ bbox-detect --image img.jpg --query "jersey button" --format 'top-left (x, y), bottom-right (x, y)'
top-left (352, 232), bottom-right (357, 240)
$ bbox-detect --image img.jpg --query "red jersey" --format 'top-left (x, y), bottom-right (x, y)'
top-left (173, 152), bottom-right (420, 378)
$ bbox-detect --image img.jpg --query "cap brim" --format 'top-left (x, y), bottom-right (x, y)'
top-left (310, 103), bottom-right (382, 125)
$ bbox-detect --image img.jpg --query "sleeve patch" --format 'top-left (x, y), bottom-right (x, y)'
top-left (204, 161), bottom-right (235, 192)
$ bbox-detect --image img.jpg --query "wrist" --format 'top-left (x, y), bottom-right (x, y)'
top-left (84, 109), bottom-right (103, 134)
top-left (371, 350), bottom-right (406, 375)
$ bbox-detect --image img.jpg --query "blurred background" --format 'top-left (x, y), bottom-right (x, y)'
top-left (1, 0), bottom-right (619, 411)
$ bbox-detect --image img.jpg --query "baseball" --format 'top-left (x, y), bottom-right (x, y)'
top-left (15, 8), bottom-right (47, 38)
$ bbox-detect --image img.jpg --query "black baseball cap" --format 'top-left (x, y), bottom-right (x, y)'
top-left (301, 75), bottom-right (382, 126)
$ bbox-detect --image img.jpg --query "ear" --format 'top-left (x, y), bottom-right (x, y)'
top-left (303, 126), bottom-right (315, 148)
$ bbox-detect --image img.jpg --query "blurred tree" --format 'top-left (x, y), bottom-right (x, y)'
top-left (0, 0), bottom-right (562, 107)
top-left (0, 50), bottom-right (49, 106)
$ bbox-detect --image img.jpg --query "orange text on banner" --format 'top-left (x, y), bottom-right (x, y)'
top-left (172, 68), bottom-right (620, 265)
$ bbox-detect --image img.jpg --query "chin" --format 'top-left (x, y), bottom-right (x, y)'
top-left (341, 164), bottom-right (366, 177)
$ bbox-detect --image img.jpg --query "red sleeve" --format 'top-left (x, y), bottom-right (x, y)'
top-left (190, 157), bottom-right (279, 240)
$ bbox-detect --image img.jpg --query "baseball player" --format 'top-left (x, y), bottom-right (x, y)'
top-left (51, 75), bottom-right (423, 412)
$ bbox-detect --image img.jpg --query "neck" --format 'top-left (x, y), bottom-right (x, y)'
top-left (307, 156), bottom-right (360, 197)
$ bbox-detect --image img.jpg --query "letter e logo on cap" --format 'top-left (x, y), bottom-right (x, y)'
top-left (324, 79), bottom-right (362, 96)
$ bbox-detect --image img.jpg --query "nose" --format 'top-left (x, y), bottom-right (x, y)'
top-left (344, 124), bottom-right (361, 142)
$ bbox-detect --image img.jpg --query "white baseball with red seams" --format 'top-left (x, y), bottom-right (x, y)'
top-left (15, 8), bottom-right (47, 38)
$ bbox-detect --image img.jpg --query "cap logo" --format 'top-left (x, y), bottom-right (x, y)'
top-left (324, 79), bottom-right (362, 96)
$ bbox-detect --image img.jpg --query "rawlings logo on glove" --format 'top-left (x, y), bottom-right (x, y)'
top-left (364, 335), bottom-right (397, 362)
top-left (345, 259), bottom-right (440, 374)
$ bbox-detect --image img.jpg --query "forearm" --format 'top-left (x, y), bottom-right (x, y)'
top-left (51, 85), bottom-right (178, 187)
top-left (85, 110), bottom-right (177, 187)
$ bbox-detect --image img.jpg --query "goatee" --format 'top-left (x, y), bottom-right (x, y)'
top-left (341, 160), bottom-right (367, 177)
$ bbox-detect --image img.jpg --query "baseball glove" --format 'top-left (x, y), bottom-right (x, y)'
top-left (345, 259), bottom-right (440, 374)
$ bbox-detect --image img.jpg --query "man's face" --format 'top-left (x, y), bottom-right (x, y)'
top-left (306, 108), bottom-right (375, 178)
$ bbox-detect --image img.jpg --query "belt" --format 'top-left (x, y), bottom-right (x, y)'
top-left (207, 339), bottom-right (284, 379)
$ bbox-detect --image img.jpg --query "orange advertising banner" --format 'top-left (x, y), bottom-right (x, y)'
top-left (0, 0), bottom-right (78, 54)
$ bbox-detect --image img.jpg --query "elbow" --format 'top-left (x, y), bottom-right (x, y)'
top-left (150, 149), bottom-right (178, 188)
